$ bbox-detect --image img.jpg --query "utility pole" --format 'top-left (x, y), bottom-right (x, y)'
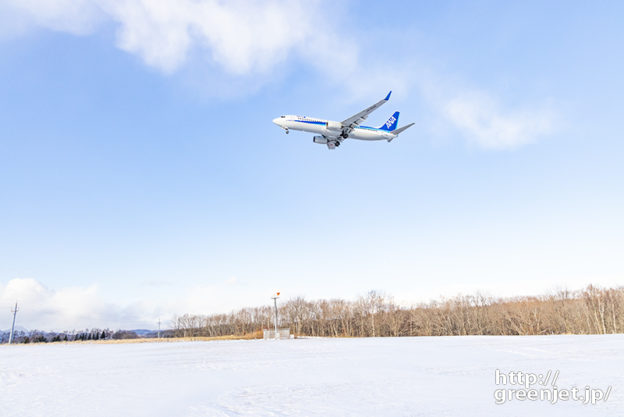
top-left (271, 292), bottom-right (280, 338)
top-left (8, 302), bottom-right (19, 344)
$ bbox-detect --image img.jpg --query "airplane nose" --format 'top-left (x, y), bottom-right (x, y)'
top-left (272, 117), bottom-right (281, 126)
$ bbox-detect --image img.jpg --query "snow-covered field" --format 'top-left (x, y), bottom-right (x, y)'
top-left (1, 335), bottom-right (622, 416)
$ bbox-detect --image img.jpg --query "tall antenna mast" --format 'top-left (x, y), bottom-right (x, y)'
top-left (271, 292), bottom-right (280, 338)
top-left (8, 302), bottom-right (19, 344)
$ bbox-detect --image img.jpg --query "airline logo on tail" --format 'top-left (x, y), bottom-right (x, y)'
top-left (380, 111), bottom-right (400, 131)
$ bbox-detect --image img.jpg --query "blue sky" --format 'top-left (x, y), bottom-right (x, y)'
top-left (1, 1), bottom-right (623, 330)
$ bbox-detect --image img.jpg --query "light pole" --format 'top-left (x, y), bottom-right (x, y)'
top-left (8, 302), bottom-right (19, 344)
top-left (271, 292), bottom-right (280, 338)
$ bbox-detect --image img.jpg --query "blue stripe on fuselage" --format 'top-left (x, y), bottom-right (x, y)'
top-left (293, 120), bottom-right (326, 125)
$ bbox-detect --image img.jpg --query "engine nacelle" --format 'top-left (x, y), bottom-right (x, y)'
top-left (313, 135), bottom-right (328, 144)
top-left (325, 121), bottom-right (342, 132)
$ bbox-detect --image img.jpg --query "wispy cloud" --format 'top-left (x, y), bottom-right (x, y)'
top-left (1, 0), bottom-right (355, 76)
top-left (416, 71), bottom-right (559, 150)
top-left (104, 0), bottom-right (332, 75)
top-left (0, 0), bottom-right (103, 37)
top-left (0, 0), bottom-right (560, 149)
top-left (442, 90), bottom-right (557, 149)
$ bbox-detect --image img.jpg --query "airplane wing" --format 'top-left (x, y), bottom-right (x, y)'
top-left (341, 91), bottom-right (391, 134)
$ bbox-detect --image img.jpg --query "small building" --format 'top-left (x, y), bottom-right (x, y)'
top-left (263, 328), bottom-right (291, 340)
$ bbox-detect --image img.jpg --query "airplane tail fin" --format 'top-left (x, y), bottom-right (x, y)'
top-left (379, 111), bottom-right (399, 131)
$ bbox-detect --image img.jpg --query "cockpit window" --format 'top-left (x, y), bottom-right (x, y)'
top-left (280, 115), bottom-right (285, 118)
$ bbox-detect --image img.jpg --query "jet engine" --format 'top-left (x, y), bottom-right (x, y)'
top-left (313, 135), bottom-right (328, 144)
top-left (325, 121), bottom-right (342, 132)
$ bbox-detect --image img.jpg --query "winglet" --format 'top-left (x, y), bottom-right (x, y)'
top-left (384, 91), bottom-right (392, 101)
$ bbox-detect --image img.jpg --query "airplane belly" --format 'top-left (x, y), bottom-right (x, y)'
top-left (349, 129), bottom-right (386, 141)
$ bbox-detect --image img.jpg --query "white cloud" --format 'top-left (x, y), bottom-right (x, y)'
top-left (0, 0), bottom-right (559, 148)
top-left (1, 0), bottom-right (354, 76)
top-left (0, 278), bottom-right (265, 331)
top-left (0, 0), bottom-right (103, 36)
top-left (415, 71), bottom-right (558, 149)
top-left (443, 91), bottom-right (557, 149)
top-left (0, 278), bottom-right (143, 331)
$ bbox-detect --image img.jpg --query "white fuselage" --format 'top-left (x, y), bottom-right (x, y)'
top-left (272, 115), bottom-right (395, 141)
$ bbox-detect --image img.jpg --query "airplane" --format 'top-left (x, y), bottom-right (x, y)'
top-left (272, 91), bottom-right (414, 149)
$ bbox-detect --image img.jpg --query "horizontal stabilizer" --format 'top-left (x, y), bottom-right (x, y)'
top-left (392, 123), bottom-right (414, 136)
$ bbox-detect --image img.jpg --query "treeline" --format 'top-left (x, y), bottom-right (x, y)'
top-left (4, 284), bottom-right (621, 344)
top-left (0, 328), bottom-right (159, 344)
top-left (173, 285), bottom-right (624, 338)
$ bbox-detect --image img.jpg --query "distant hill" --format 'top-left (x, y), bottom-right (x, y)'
top-left (130, 329), bottom-right (158, 337)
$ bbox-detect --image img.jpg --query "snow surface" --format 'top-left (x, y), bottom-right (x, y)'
top-left (1, 335), bottom-right (622, 416)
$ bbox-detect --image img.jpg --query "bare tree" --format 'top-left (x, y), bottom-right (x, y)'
top-left (164, 284), bottom-right (624, 340)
